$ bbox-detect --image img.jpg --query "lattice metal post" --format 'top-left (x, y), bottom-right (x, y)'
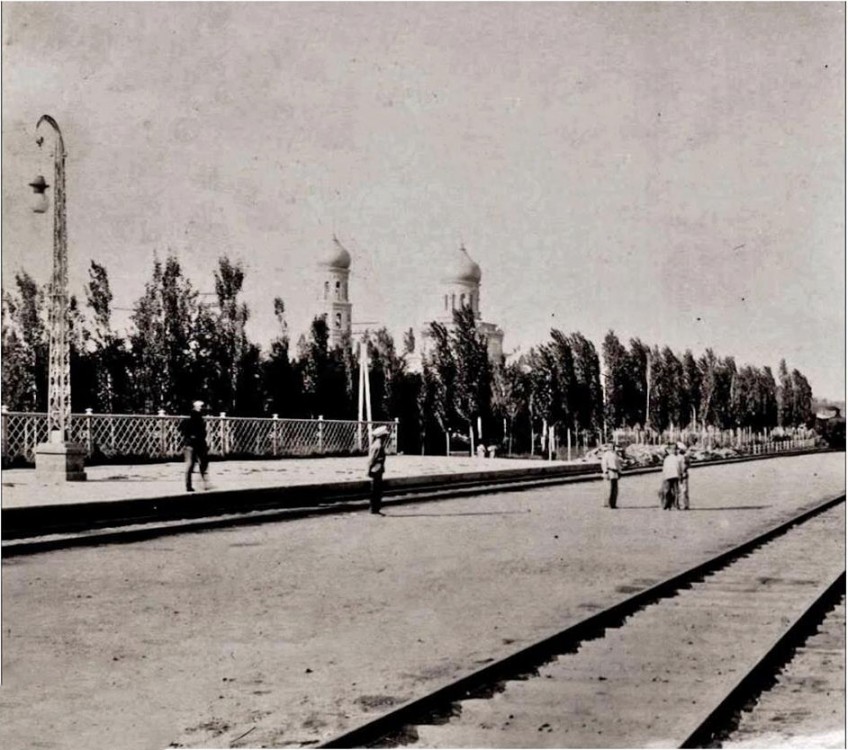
top-left (318, 415), bottom-right (324, 453)
top-left (272, 414), bottom-right (279, 456)
top-left (394, 417), bottom-right (399, 455)
top-left (42, 116), bottom-right (70, 444)
top-left (32, 116), bottom-right (86, 481)
top-left (220, 413), bottom-right (227, 456)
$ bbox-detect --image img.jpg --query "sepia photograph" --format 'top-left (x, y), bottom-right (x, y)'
top-left (0, 2), bottom-right (845, 749)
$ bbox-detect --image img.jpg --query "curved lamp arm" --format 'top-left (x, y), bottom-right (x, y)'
top-left (36, 114), bottom-right (65, 154)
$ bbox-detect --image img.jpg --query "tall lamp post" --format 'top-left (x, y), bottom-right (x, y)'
top-left (31, 114), bottom-right (86, 481)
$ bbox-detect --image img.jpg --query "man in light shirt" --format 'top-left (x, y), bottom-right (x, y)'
top-left (676, 441), bottom-right (690, 510)
top-left (660, 444), bottom-right (682, 510)
top-left (600, 442), bottom-right (623, 509)
top-left (367, 426), bottom-right (391, 515)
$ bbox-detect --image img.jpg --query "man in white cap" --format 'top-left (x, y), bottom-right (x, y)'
top-left (600, 442), bottom-right (623, 508)
top-left (367, 426), bottom-right (390, 514)
top-left (676, 442), bottom-right (690, 510)
top-left (180, 400), bottom-right (209, 492)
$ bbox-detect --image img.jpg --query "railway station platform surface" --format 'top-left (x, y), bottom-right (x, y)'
top-left (0, 454), bottom-right (578, 510)
top-left (1, 452), bottom-right (844, 750)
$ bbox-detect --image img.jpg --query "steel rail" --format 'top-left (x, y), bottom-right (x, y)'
top-left (318, 493), bottom-right (845, 748)
top-left (679, 569), bottom-right (846, 748)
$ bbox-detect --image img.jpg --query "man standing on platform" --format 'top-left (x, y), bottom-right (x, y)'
top-left (181, 400), bottom-right (209, 492)
top-left (660, 444), bottom-right (681, 510)
top-left (367, 425), bottom-right (390, 514)
top-left (600, 442), bottom-right (623, 509)
top-left (676, 441), bottom-right (691, 509)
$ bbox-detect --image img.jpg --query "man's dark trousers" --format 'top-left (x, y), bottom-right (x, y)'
top-left (607, 478), bottom-right (618, 509)
top-left (185, 446), bottom-right (209, 491)
top-left (370, 473), bottom-right (383, 513)
top-left (661, 478), bottom-right (678, 509)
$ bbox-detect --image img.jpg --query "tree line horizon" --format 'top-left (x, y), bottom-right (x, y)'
top-left (2, 254), bottom-right (816, 455)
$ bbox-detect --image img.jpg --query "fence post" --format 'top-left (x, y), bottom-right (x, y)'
top-left (394, 417), bottom-right (399, 455)
top-left (1, 405), bottom-right (7, 462)
top-left (218, 413), bottom-right (227, 456)
top-left (85, 408), bottom-right (93, 456)
top-left (318, 415), bottom-right (324, 454)
top-left (567, 427), bottom-right (572, 462)
top-left (157, 409), bottom-right (166, 457)
top-left (272, 414), bottom-right (279, 457)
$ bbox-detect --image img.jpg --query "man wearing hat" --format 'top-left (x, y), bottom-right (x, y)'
top-left (676, 442), bottom-right (690, 510)
top-left (600, 442), bottom-right (623, 509)
top-left (367, 426), bottom-right (390, 514)
top-left (660, 444), bottom-right (682, 510)
top-left (180, 400), bottom-right (209, 492)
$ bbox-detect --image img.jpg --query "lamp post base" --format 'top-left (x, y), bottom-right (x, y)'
top-left (34, 441), bottom-right (87, 482)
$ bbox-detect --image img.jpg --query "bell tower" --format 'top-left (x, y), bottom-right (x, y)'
top-left (319, 236), bottom-right (353, 348)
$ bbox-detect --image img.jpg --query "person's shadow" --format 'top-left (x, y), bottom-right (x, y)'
top-left (615, 505), bottom-right (769, 511)
top-left (384, 510), bottom-right (529, 518)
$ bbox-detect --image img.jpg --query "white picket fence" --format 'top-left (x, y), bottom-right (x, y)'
top-left (1, 409), bottom-right (398, 465)
top-left (526, 423), bottom-right (820, 461)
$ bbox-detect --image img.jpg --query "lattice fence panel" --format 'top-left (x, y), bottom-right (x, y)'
top-left (275, 419), bottom-right (322, 456)
top-left (80, 414), bottom-right (184, 459)
top-left (2, 411), bottom-right (397, 464)
top-left (321, 420), bottom-right (357, 454)
top-left (2, 413), bottom-right (48, 463)
top-left (220, 418), bottom-right (277, 457)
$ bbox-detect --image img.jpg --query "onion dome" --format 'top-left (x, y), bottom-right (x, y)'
top-left (443, 245), bottom-right (482, 283)
top-left (319, 236), bottom-right (351, 269)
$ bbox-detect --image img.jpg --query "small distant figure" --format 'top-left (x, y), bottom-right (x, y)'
top-left (180, 400), bottom-right (209, 492)
top-left (600, 442), bottom-right (623, 509)
top-left (676, 442), bottom-right (690, 510)
top-left (367, 425), bottom-right (390, 515)
top-left (486, 445), bottom-right (497, 458)
top-left (660, 444), bottom-right (681, 510)
top-left (476, 443), bottom-right (487, 458)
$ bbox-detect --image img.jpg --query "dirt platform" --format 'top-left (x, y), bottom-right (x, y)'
top-left (0, 452), bottom-right (843, 749)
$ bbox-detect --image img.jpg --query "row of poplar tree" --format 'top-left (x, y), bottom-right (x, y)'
top-left (2, 255), bottom-right (815, 454)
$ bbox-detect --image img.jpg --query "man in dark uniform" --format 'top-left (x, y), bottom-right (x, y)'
top-left (180, 400), bottom-right (209, 492)
top-left (367, 425), bottom-right (390, 514)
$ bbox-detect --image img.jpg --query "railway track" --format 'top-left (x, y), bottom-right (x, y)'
top-left (2, 448), bottom-right (830, 556)
top-left (320, 494), bottom-right (845, 748)
top-left (718, 595), bottom-right (845, 747)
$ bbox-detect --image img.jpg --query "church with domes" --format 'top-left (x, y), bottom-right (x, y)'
top-left (413, 244), bottom-right (504, 368)
top-left (316, 238), bottom-right (504, 367)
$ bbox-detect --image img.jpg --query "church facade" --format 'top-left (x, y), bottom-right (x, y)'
top-left (412, 244), bottom-right (504, 368)
top-left (317, 238), bottom-right (504, 367)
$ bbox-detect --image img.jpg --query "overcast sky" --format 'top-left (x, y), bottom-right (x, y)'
top-left (2, 2), bottom-right (844, 399)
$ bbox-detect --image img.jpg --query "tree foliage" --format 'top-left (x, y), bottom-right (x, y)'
top-left (602, 330), bottom-right (629, 431)
top-left (2, 272), bottom-right (48, 411)
top-left (2, 257), bottom-right (819, 453)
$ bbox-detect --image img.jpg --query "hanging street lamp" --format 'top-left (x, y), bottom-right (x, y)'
top-left (32, 114), bottom-right (87, 481)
